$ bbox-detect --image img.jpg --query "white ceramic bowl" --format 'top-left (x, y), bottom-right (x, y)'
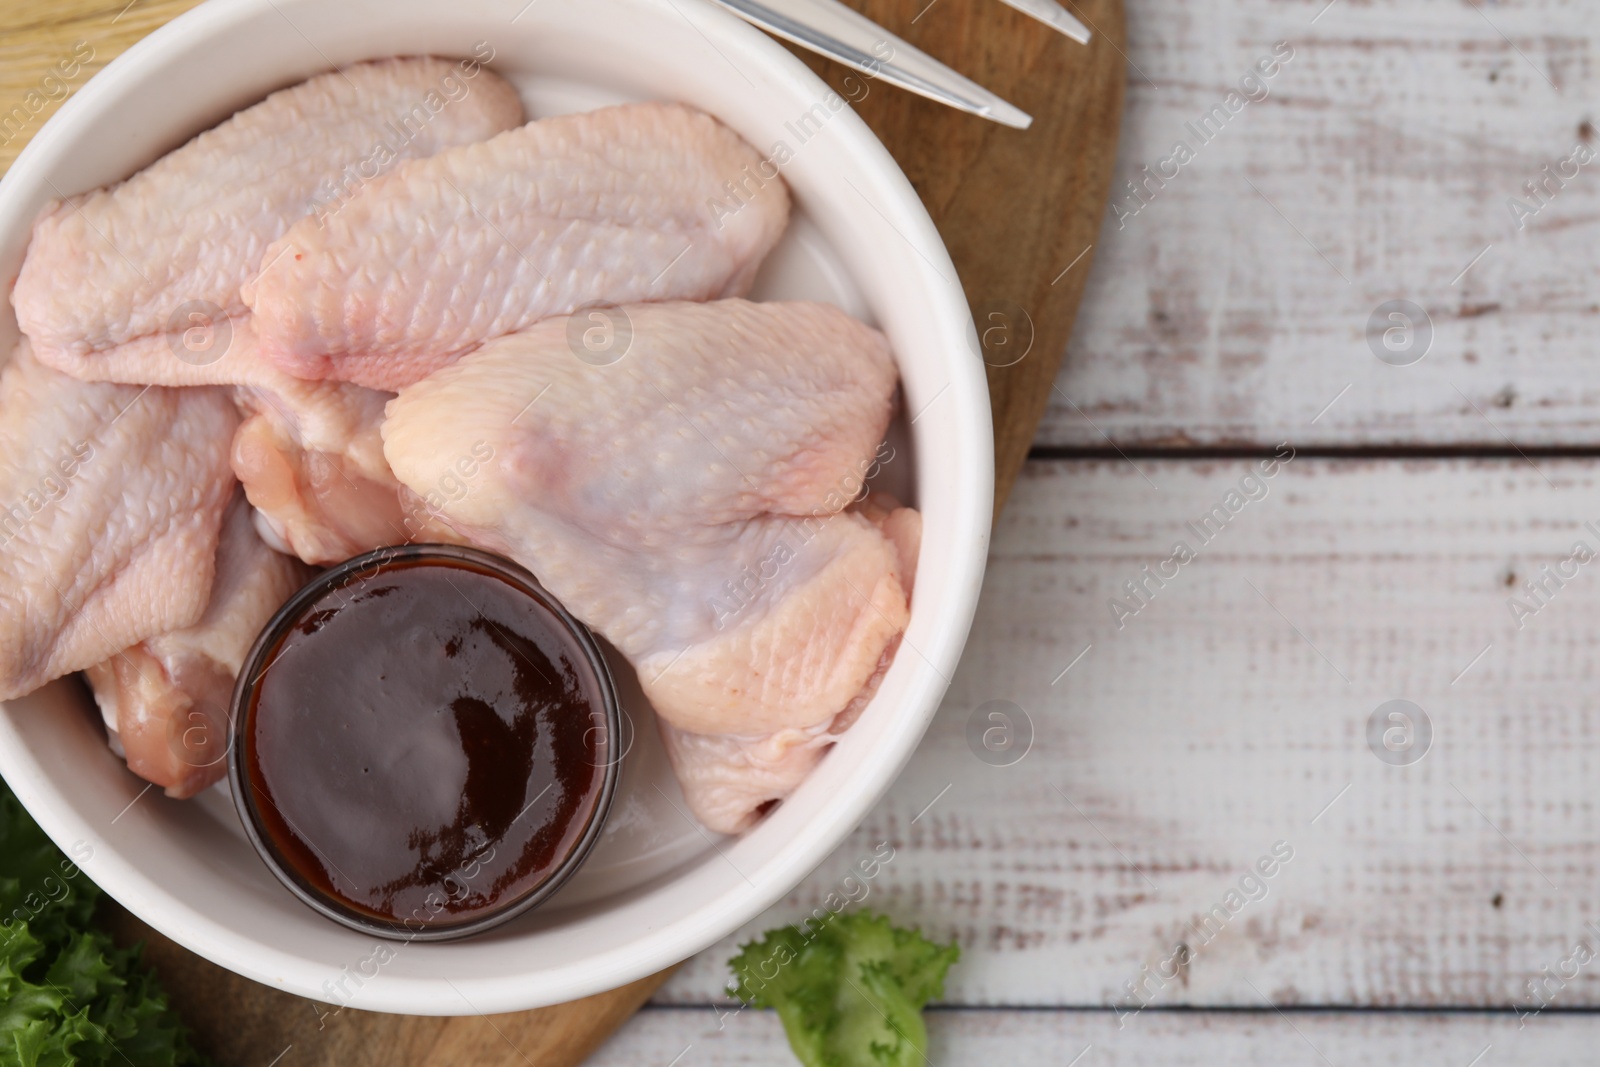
top-left (0, 0), bottom-right (992, 1014)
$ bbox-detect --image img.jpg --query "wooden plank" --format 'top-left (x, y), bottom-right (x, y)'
top-left (1036, 0), bottom-right (1600, 448)
top-left (593, 1006), bottom-right (1600, 1064)
top-left (659, 457), bottom-right (1600, 1007)
top-left (106, 903), bottom-right (675, 1067)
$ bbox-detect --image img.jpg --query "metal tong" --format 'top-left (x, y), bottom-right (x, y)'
top-left (709, 0), bottom-right (1090, 129)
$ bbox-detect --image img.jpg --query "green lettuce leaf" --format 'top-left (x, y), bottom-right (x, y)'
top-left (0, 777), bottom-right (209, 1067)
top-left (729, 910), bottom-right (959, 1067)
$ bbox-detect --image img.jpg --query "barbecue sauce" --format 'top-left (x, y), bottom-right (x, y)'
top-left (241, 555), bottom-right (608, 933)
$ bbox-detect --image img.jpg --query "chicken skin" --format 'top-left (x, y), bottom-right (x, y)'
top-left (13, 57), bottom-right (523, 385)
top-left (0, 346), bottom-right (237, 701)
top-left (224, 331), bottom-right (436, 563)
top-left (9, 59), bottom-right (522, 563)
top-left (246, 103), bottom-right (790, 390)
top-left (383, 300), bottom-right (916, 828)
top-left (658, 492), bottom-right (919, 832)
top-left (5, 55), bottom-right (905, 833)
top-left (87, 493), bottom-right (312, 797)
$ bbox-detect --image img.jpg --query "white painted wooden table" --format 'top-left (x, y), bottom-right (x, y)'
top-left (592, 0), bottom-right (1600, 1061)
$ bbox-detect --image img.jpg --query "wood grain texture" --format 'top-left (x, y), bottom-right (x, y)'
top-left (1037, 0), bottom-right (1600, 449)
top-left (104, 904), bottom-right (676, 1067)
top-left (787, 0), bottom-right (1125, 508)
top-left (0, 0), bottom-right (1125, 1059)
top-left (592, 1005), bottom-right (1596, 1064)
top-left (660, 458), bottom-right (1600, 1008)
top-left (0, 0), bottom-right (193, 170)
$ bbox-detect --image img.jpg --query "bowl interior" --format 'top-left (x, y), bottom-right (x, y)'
top-left (0, 0), bottom-right (991, 1013)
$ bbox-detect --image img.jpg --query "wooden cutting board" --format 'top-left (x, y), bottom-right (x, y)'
top-left (0, 0), bottom-right (1122, 1061)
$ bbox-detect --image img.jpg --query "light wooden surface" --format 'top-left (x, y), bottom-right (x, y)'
top-left (593, 1008), bottom-right (1596, 1064)
top-left (659, 459), bottom-right (1600, 1007)
top-left (0, 0), bottom-right (181, 170)
top-left (1036, 0), bottom-right (1599, 449)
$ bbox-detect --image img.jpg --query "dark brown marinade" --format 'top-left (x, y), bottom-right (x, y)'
top-left (245, 558), bottom-right (603, 930)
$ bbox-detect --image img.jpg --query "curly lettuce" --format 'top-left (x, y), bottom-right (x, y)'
top-left (729, 910), bottom-right (959, 1067)
top-left (0, 777), bottom-right (209, 1067)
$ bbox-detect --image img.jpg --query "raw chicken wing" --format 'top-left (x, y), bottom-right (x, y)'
top-left (87, 493), bottom-right (312, 797)
top-left (383, 299), bottom-right (913, 759)
top-left (13, 57), bottom-right (523, 384)
top-left (0, 345), bottom-right (238, 701)
top-left (229, 359), bottom-right (441, 564)
top-left (658, 719), bottom-right (841, 835)
top-left (660, 495), bottom-right (919, 832)
top-left (246, 103), bottom-right (791, 390)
